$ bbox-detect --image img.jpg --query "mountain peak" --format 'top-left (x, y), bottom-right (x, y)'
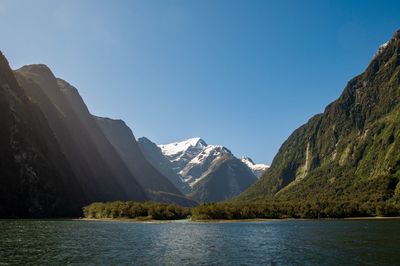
top-left (93, 116), bottom-right (126, 127)
top-left (138, 136), bottom-right (153, 145)
top-left (16, 64), bottom-right (60, 96)
top-left (241, 156), bottom-right (255, 165)
top-left (18, 64), bottom-right (55, 79)
top-left (186, 137), bottom-right (207, 147)
top-left (159, 137), bottom-right (207, 157)
top-left (240, 157), bottom-right (269, 178)
top-left (373, 29), bottom-right (400, 59)
top-left (374, 41), bottom-right (390, 58)
top-left (393, 29), bottom-right (400, 39)
top-left (187, 144), bottom-right (232, 168)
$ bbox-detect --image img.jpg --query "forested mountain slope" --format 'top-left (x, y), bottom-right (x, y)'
top-left (236, 30), bottom-right (400, 204)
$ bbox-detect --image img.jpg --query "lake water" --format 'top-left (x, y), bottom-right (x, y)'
top-left (1, 219), bottom-right (400, 265)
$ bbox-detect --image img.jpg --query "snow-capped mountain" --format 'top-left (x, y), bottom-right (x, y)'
top-left (159, 137), bottom-right (207, 172)
top-left (138, 136), bottom-right (267, 202)
top-left (240, 157), bottom-right (269, 178)
top-left (180, 145), bottom-right (232, 187)
top-left (157, 138), bottom-right (267, 188)
top-left (137, 137), bottom-right (191, 194)
top-left (189, 155), bottom-right (258, 203)
top-left (159, 138), bottom-right (234, 188)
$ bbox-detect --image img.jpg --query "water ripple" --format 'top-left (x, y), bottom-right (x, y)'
top-left (0, 219), bottom-right (399, 265)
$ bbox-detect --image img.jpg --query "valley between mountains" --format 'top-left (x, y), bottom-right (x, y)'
top-left (0, 52), bottom-right (268, 217)
top-left (1, 30), bottom-right (400, 219)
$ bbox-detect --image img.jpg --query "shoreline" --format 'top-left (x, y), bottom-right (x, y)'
top-left (77, 216), bottom-right (400, 223)
top-left (1, 217), bottom-right (399, 223)
top-left (344, 216), bottom-right (400, 220)
top-left (78, 217), bottom-right (189, 224)
top-left (78, 217), bottom-right (279, 223)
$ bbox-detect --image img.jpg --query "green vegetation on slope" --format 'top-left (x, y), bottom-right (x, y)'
top-left (234, 30), bottom-right (400, 204)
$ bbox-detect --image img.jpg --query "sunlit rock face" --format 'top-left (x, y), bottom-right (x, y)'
top-left (236, 30), bottom-right (400, 203)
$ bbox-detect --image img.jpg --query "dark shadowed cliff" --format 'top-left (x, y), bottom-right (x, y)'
top-left (0, 52), bottom-right (86, 217)
top-left (15, 64), bottom-right (147, 206)
top-left (94, 116), bottom-right (182, 194)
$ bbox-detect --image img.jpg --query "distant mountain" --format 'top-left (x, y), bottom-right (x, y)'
top-left (159, 137), bottom-right (207, 173)
top-left (94, 117), bottom-right (185, 196)
top-left (236, 30), bottom-right (400, 204)
top-left (240, 157), bottom-right (269, 178)
top-left (15, 65), bottom-right (148, 206)
top-left (137, 137), bottom-right (191, 194)
top-left (180, 145), bottom-right (232, 187)
top-left (138, 137), bottom-right (263, 202)
top-left (0, 52), bottom-right (88, 217)
top-left (189, 155), bottom-right (258, 202)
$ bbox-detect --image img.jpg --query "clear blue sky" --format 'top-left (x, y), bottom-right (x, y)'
top-left (1, 0), bottom-right (399, 163)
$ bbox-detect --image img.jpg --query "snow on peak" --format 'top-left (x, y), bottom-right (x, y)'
top-left (158, 137), bottom-right (208, 174)
top-left (241, 156), bottom-right (269, 178)
top-left (187, 145), bottom-right (231, 165)
top-left (158, 137), bottom-right (268, 187)
top-left (241, 156), bottom-right (255, 165)
top-left (180, 145), bottom-right (232, 187)
top-left (374, 41), bottom-right (390, 58)
top-left (158, 137), bottom-right (234, 187)
top-left (158, 137), bottom-right (207, 158)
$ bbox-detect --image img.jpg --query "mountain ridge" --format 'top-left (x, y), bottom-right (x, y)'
top-left (235, 29), bottom-right (400, 203)
top-left (240, 156), bottom-right (269, 178)
top-left (94, 116), bottom-right (184, 196)
top-left (141, 137), bottom-right (263, 202)
top-left (0, 52), bottom-right (87, 217)
top-left (16, 64), bottom-right (148, 203)
top-left (138, 137), bottom-right (191, 194)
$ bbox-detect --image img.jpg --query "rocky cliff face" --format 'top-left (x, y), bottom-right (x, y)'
top-left (0, 52), bottom-right (86, 217)
top-left (15, 64), bottom-right (147, 205)
top-left (180, 145), bottom-right (232, 187)
top-left (189, 155), bottom-right (258, 203)
top-left (94, 116), bottom-right (182, 195)
top-left (237, 30), bottom-right (400, 203)
top-left (138, 137), bottom-right (191, 194)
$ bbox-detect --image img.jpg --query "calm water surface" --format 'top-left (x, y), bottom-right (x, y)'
top-left (1, 219), bottom-right (400, 265)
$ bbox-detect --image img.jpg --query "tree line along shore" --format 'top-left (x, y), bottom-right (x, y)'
top-left (82, 200), bottom-right (400, 221)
